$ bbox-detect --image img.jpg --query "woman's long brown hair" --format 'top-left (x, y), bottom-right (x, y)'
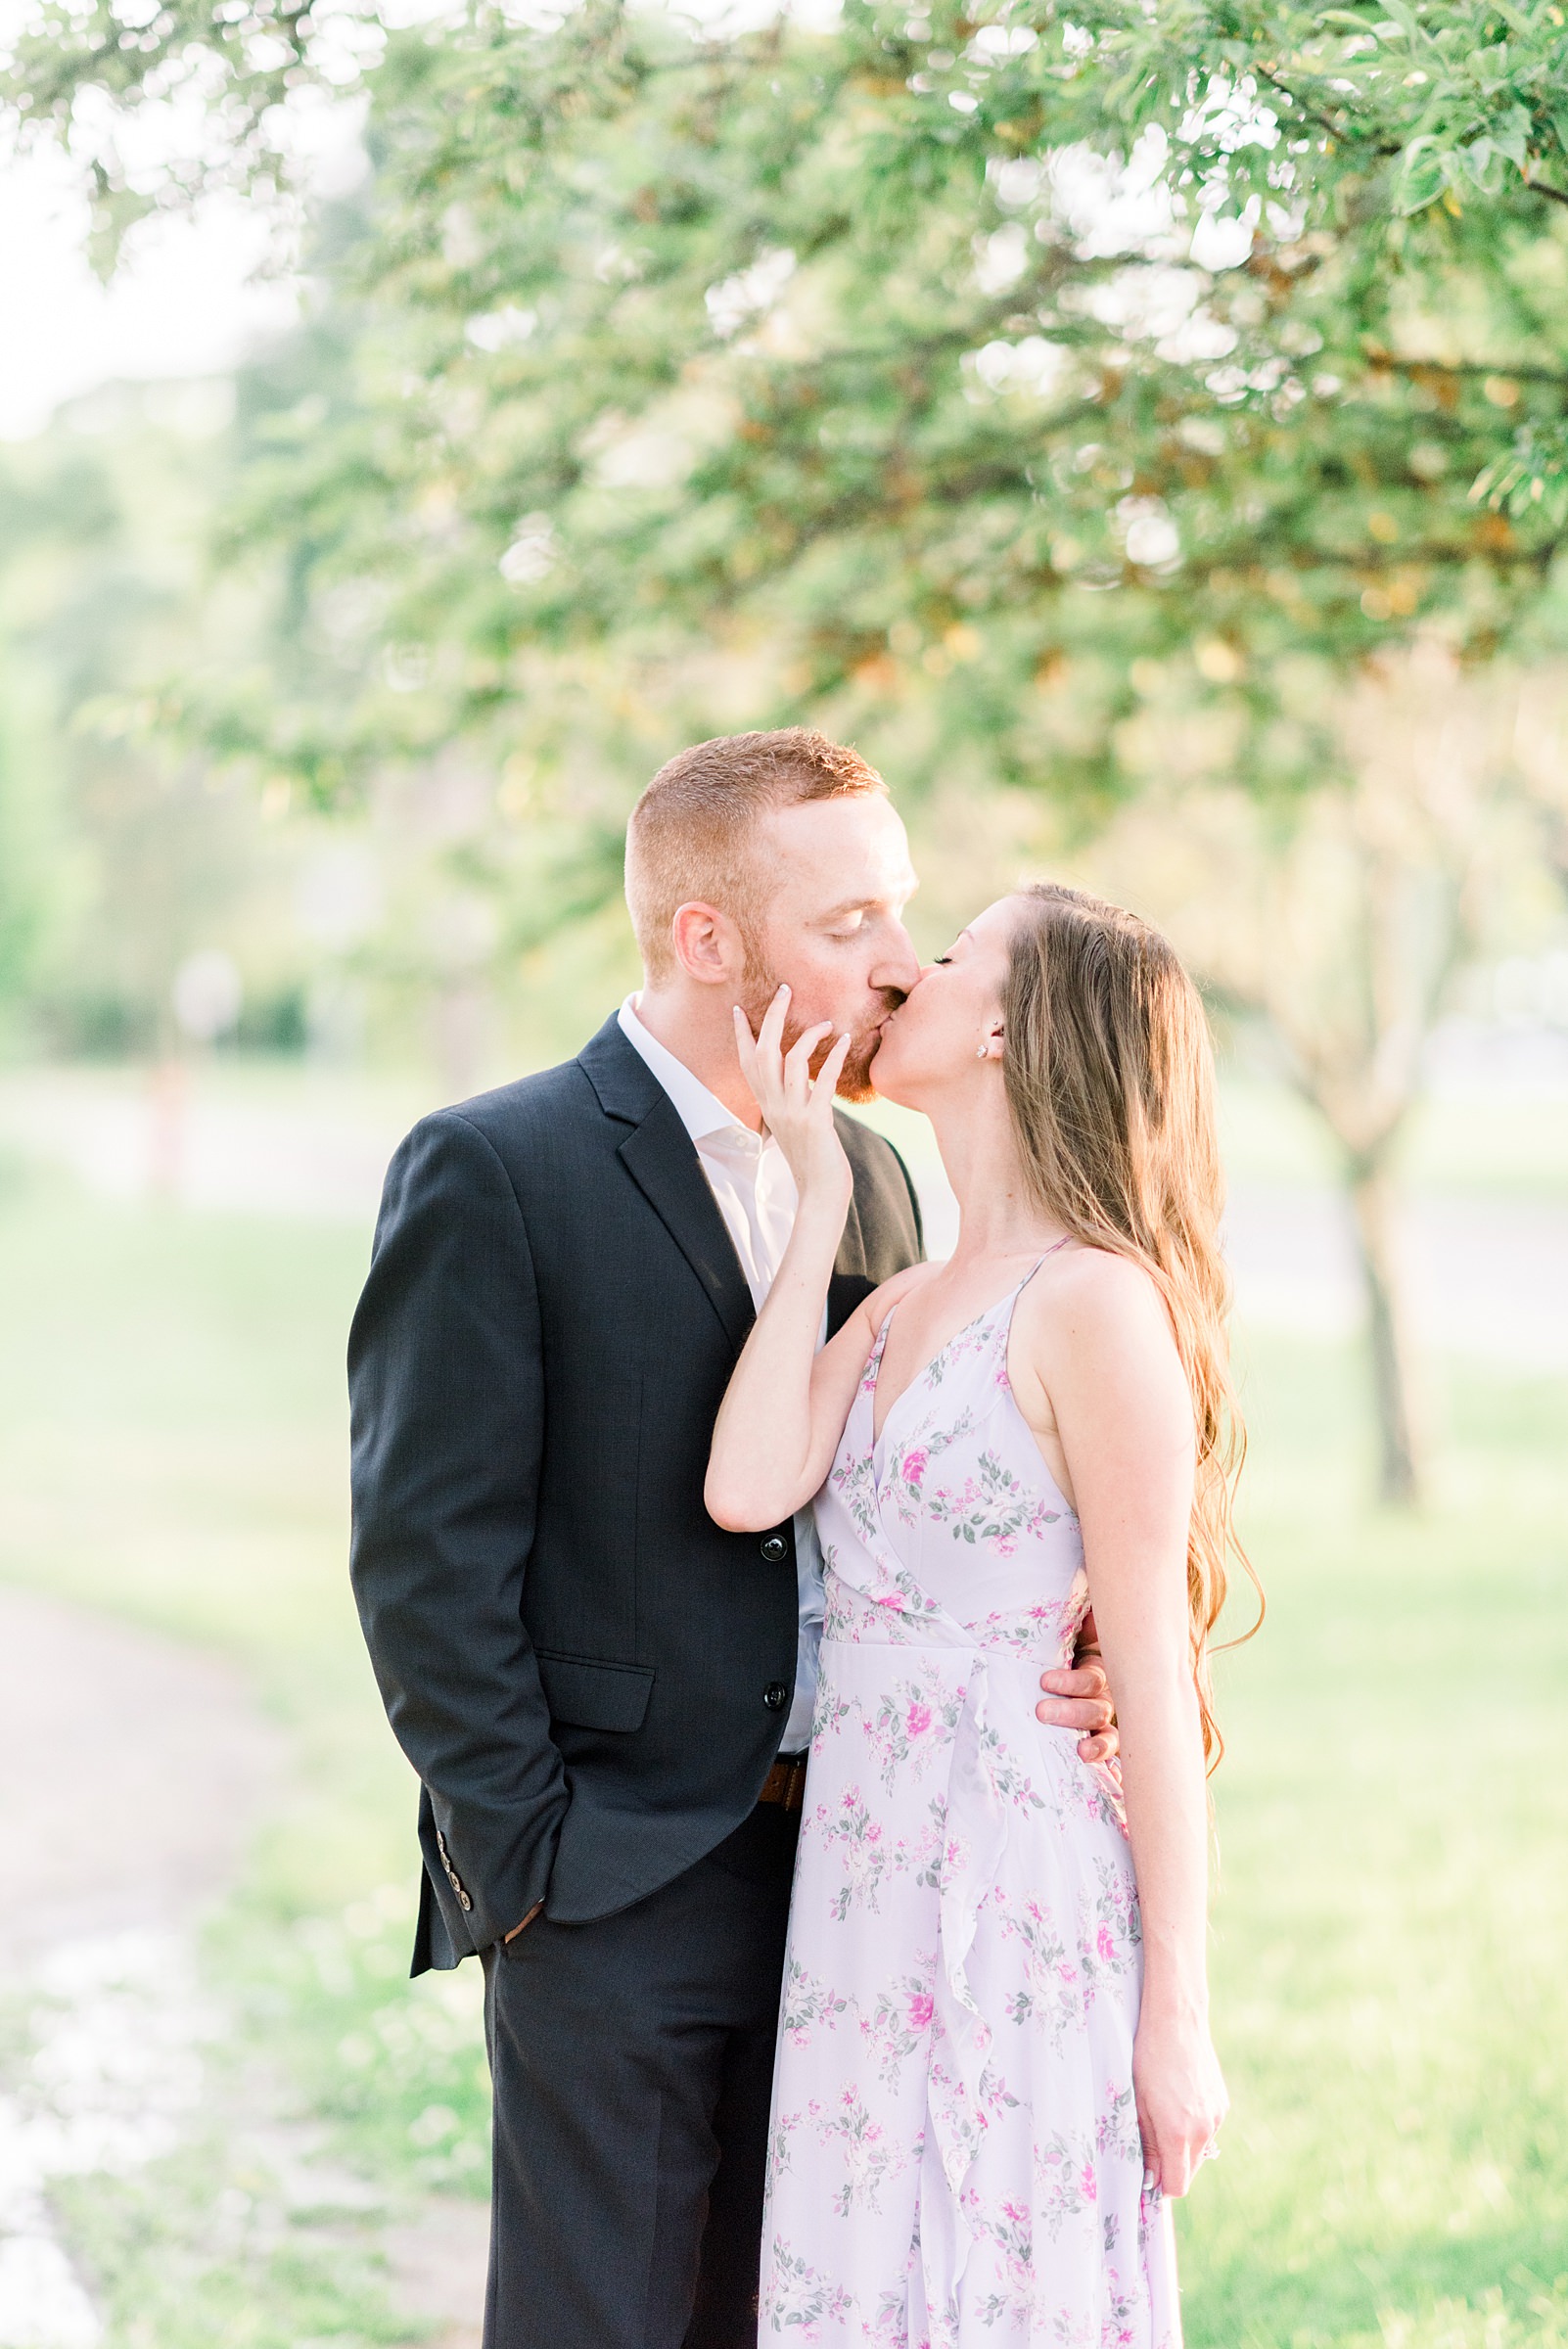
top-left (1001, 883), bottom-right (1260, 1768)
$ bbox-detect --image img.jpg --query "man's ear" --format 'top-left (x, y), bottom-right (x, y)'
top-left (669, 900), bottom-right (748, 988)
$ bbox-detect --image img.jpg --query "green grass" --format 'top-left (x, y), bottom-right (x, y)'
top-left (1188, 1333), bottom-right (1568, 2347)
top-left (0, 1110), bottom-right (1564, 2345)
top-left (0, 1172), bottom-right (410, 1913)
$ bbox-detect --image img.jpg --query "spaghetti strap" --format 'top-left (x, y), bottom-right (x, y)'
top-left (1019, 1234), bottom-right (1072, 1292)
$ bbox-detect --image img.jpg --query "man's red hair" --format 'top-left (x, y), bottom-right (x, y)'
top-left (623, 728), bottom-right (887, 980)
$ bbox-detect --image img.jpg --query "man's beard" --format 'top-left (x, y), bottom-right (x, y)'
top-left (737, 963), bottom-right (902, 1104)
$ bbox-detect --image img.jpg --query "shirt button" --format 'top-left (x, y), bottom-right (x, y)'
top-left (763, 1681), bottom-right (789, 1712)
top-left (760, 1534), bottom-right (789, 1563)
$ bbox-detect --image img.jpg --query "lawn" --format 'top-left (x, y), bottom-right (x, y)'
top-left (1193, 1334), bottom-right (1568, 2349)
top-left (0, 1084), bottom-right (1563, 2347)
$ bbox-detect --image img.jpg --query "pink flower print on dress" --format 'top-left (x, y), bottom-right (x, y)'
top-left (862, 1674), bottom-right (962, 1792)
top-left (861, 1967), bottom-right (940, 2087)
top-left (1036, 2134), bottom-right (1100, 2238)
top-left (901, 1445), bottom-right (930, 1489)
top-left (858, 1323), bottom-right (891, 1400)
top-left (926, 1450), bottom-right (1061, 1556)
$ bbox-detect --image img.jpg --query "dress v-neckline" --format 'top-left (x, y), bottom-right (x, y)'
top-left (869, 1243), bottom-right (1067, 1455)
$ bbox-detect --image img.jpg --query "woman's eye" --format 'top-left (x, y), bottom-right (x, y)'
top-left (933, 955), bottom-right (952, 966)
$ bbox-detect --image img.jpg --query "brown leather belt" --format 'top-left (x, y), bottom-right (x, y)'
top-left (758, 1753), bottom-right (808, 1813)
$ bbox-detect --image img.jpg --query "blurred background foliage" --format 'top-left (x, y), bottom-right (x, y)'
top-left (6, 0), bottom-right (1568, 1491)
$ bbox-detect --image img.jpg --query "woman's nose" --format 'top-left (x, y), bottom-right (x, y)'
top-left (894, 959), bottom-right (942, 995)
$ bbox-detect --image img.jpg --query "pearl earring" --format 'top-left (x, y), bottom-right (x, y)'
top-left (977, 1043), bottom-right (989, 1060)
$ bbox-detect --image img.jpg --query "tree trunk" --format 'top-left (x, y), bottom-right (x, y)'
top-left (1347, 1160), bottom-right (1423, 1506)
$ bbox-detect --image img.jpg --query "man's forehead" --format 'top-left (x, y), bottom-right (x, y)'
top-left (761, 795), bottom-right (917, 897)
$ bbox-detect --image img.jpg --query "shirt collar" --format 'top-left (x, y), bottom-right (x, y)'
top-left (618, 994), bottom-right (766, 1151)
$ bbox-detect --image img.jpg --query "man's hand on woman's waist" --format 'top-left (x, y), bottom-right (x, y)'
top-left (1037, 1606), bottom-right (1117, 1767)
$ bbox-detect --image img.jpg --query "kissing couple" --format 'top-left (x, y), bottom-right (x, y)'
top-left (349, 726), bottom-right (1243, 2349)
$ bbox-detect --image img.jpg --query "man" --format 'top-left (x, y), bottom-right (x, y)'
top-left (348, 728), bottom-right (1116, 2349)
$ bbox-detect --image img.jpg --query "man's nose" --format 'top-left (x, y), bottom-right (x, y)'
top-left (872, 920), bottom-right (923, 995)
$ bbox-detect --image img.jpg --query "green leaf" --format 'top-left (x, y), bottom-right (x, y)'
top-left (1393, 135), bottom-right (1450, 210)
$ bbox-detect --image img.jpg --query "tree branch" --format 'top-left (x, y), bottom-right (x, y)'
top-left (1368, 352), bottom-right (1568, 388)
top-left (1251, 64), bottom-right (1403, 160)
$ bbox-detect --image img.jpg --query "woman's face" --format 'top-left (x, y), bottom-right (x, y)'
top-left (869, 896), bottom-right (1021, 1108)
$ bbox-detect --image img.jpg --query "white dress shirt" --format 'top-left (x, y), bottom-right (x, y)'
top-left (619, 994), bottom-right (824, 1751)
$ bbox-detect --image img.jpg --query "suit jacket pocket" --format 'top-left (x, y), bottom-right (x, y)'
top-left (535, 1649), bottom-right (654, 1733)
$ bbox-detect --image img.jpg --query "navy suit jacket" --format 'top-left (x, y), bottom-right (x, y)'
top-left (348, 1015), bottom-right (924, 1972)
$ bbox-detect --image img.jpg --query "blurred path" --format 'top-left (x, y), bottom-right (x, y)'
top-left (905, 1148), bottom-right (1568, 1374)
top-left (0, 1590), bottom-right (488, 2349)
top-left (0, 1066), bottom-right (411, 1223)
top-left (1222, 1188), bottom-right (1568, 1373)
top-left (0, 1588), bottom-right (282, 1973)
top-left (0, 1587), bottom-right (283, 2348)
top-left (2, 1064), bottom-right (1563, 1371)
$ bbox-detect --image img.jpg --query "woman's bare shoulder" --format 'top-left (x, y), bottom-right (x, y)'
top-left (1021, 1241), bottom-right (1176, 1359)
top-left (863, 1260), bottom-right (943, 1321)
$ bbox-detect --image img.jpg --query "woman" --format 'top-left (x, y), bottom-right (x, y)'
top-left (706, 883), bottom-right (1251, 2347)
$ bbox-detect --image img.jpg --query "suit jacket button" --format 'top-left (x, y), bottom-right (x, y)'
top-left (760, 1534), bottom-right (789, 1563)
top-left (763, 1681), bottom-right (789, 1712)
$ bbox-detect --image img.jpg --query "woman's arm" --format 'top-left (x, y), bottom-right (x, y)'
top-left (1016, 1252), bottom-right (1228, 2199)
top-left (706, 1265), bottom-right (920, 1530)
top-left (705, 989), bottom-right (926, 1531)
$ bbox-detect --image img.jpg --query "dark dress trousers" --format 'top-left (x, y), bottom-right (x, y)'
top-left (348, 1013), bottom-right (923, 2349)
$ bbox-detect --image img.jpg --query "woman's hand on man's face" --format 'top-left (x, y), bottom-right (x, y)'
top-left (733, 986), bottom-right (853, 1206)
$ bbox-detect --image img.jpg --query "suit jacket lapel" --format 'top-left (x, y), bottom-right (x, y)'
top-left (618, 1117), bottom-right (757, 1354)
top-left (827, 1116), bottom-right (870, 1337)
top-left (580, 1017), bottom-right (756, 1355)
top-left (579, 1017), bottom-right (882, 1356)
top-left (834, 1120), bottom-right (867, 1275)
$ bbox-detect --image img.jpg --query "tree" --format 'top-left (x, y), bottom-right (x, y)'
top-left (0, 400), bottom-right (319, 1057)
top-left (7, 1), bottom-right (1568, 801)
top-left (7, 0), bottom-right (1568, 1483)
top-left (1082, 641), bottom-right (1558, 1500)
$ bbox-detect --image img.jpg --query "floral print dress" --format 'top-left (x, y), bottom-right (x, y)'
top-left (759, 1262), bottom-right (1180, 2348)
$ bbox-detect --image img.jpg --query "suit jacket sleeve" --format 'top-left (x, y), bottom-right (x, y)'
top-left (348, 1108), bottom-right (567, 1954)
top-left (885, 1137), bottom-right (925, 1261)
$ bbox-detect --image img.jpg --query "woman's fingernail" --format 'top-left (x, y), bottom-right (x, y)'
top-left (777, 982), bottom-right (790, 996)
